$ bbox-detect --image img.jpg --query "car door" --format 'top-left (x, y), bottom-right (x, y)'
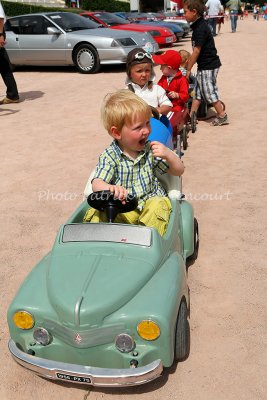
top-left (6, 15), bottom-right (67, 64)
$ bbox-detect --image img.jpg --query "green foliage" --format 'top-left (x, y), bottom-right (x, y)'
top-left (1, 1), bottom-right (67, 16)
top-left (80, 0), bottom-right (130, 12)
top-left (1, 0), bottom-right (130, 17)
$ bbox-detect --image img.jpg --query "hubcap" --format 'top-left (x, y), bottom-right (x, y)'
top-left (77, 49), bottom-right (94, 71)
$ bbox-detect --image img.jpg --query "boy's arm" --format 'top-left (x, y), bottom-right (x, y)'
top-left (186, 46), bottom-right (201, 80)
top-left (92, 178), bottom-right (128, 202)
top-left (150, 142), bottom-right (184, 176)
top-left (157, 104), bottom-right (172, 115)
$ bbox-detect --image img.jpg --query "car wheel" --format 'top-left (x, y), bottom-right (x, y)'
top-left (191, 111), bottom-right (197, 133)
top-left (175, 300), bottom-right (190, 361)
top-left (182, 126), bottom-right (188, 150)
top-left (176, 135), bottom-right (183, 158)
top-left (73, 44), bottom-right (100, 74)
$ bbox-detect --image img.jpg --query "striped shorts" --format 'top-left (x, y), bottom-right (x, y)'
top-left (193, 68), bottom-right (220, 104)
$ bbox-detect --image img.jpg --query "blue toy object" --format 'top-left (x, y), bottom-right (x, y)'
top-left (148, 117), bottom-right (173, 149)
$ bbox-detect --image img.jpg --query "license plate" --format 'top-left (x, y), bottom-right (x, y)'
top-left (166, 37), bottom-right (173, 43)
top-left (56, 373), bottom-right (91, 384)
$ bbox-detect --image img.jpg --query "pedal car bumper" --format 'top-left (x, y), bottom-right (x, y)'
top-left (8, 339), bottom-right (163, 387)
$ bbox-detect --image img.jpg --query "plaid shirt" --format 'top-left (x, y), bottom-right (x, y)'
top-left (93, 141), bottom-right (169, 209)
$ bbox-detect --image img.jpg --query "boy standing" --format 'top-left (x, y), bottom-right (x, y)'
top-left (184, 0), bottom-right (228, 126)
top-left (83, 90), bottom-right (184, 236)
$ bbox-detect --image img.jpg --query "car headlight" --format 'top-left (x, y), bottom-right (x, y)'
top-left (13, 311), bottom-right (34, 330)
top-left (137, 320), bottom-right (160, 341)
top-left (111, 38), bottom-right (136, 47)
top-left (115, 333), bottom-right (135, 353)
top-left (33, 327), bottom-right (52, 346)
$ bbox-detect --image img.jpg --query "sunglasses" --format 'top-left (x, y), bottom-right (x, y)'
top-left (134, 52), bottom-right (153, 60)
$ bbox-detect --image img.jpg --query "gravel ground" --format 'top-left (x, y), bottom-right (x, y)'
top-left (1, 16), bottom-right (267, 400)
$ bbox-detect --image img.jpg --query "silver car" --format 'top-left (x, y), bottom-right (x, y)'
top-left (4, 12), bottom-right (159, 73)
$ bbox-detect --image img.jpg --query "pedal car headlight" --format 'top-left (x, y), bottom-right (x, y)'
top-left (115, 333), bottom-right (135, 353)
top-left (13, 311), bottom-right (35, 330)
top-left (137, 320), bottom-right (161, 341)
top-left (33, 327), bottom-right (52, 346)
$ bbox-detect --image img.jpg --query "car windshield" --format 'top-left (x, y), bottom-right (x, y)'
top-left (93, 12), bottom-right (129, 26)
top-left (48, 12), bottom-right (100, 32)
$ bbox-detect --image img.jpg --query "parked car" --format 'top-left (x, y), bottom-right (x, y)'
top-left (80, 12), bottom-right (176, 47)
top-left (137, 20), bottom-right (184, 41)
top-left (163, 19), bottom-right (191, 37)
top-left (4, 12), bottom-right (159, 74)
top-left (7, 171), bottom-right (198, 386)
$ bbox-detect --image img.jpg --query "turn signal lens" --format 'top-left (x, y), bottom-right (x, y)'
top-left (137, 320), bottom-right (160, 341)
top-left (13, 311), bottom-right (34, 330)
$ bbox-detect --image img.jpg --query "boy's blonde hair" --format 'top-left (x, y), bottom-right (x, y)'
top-left (179, 50), bottom-right (191, 67)
top-left (101, 89), bottom-right (152, 133)
top-left (184, 0), bottom-right (205, 16)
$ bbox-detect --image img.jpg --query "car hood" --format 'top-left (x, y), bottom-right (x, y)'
top-left (112, 23), bottom-right (167, 33)
top-left (69, 27), bottom-right (144, 39)
top-left (47, 246), bottom-right (157, 326)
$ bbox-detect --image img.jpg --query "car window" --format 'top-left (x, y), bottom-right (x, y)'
top-left (6, 15), bottom-right (54, 35)
top-left (93, 12), bottom-right (129, 26)
top-left (48, 12), bottom-right (100, 31)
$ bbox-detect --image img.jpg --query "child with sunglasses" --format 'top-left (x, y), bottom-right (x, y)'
top-left (125, 48), bottom-right (173, 117)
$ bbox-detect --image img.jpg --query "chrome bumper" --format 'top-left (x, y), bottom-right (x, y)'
top-left (8, 340), bottom-right (163, 387)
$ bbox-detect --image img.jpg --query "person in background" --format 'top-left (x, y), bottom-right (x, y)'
top-left (226, 0), bottom-right (243, 32)
top-left (217, 5), bottom-right (225, 34)
top-left (0, 1), bottom-right (19, 104)
top-left (183, 0), bottom-right (229, 126)
top-left (205, 0), bottom-right (223, 36)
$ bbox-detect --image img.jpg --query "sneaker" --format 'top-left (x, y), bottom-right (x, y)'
top-left (0, 97), bottom-right (19, 105)
top-left (211, 114), bottom-right (229, 126)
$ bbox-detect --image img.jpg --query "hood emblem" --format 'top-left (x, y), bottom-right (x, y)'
top-left (74, 333), bottom-right (82, 344)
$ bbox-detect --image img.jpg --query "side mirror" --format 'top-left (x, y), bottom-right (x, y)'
top-left (47, 27), bottom-right (61, 35)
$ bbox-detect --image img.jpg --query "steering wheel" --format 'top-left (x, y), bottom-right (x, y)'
top-left (87, 191), bottom-right (138, 223)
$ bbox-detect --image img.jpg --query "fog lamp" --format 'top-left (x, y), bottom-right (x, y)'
top-left (33, 327), bottom-right (52, 346)
top-left (115, 333), bottom-right (135, 353)
top-left (13, 311), bottom-right (34, 330)
top-left (137, 320), bottom-right (160, 341)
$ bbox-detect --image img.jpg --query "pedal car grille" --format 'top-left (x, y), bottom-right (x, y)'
top-left (43, 319), bottom-right (125, 348)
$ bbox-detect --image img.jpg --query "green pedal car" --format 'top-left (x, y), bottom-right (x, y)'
top-left (7, 175), bottom-right (198, 387)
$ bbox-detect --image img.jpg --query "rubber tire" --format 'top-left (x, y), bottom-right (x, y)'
top-left (182, 126), bottom-right (188, 150)
top-left (191, 111), bottom-right (197, 133)
top-left (175, 300), bottom-right (190, 361)
top-left (176, 135), bottom-right (182, 158)
top-left (73, 44), bottom-right (100, 74)
top-left (188, 218), bottom-right (199, 261)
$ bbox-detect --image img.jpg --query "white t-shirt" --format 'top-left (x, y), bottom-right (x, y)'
top-left (125, 81), bottom-right (172, 109)
top-left (0, 2), bottom-right (6, 22)
top-left (205, 0), bottom-right (222, 16)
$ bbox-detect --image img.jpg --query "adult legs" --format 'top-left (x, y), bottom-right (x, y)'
top-left (208, 17), bottom-right (217, 36)
top-left (0, 48), bottom-right (19, 100)
top-left (230, 14), bottom-right (238, 32)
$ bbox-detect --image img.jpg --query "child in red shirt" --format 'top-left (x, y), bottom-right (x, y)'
top-left (153, 50), bottom-right (189, 112)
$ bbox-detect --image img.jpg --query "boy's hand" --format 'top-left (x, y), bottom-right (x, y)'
top-left (109, 185), bottom-right (128, 204)
top-left (168, 91), bottom-right (179, 99)
top-left (150, 141), bottom-right (169, 159)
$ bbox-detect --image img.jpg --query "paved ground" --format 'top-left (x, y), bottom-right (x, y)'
top-left (1, 16), bottom-right (267, 400)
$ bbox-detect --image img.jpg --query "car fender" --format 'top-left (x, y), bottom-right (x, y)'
top-left (180, 200), bottom-right (195, 259)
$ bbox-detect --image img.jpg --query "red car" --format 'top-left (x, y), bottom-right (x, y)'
top-left (80, 12), bottom-right (176, 47)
